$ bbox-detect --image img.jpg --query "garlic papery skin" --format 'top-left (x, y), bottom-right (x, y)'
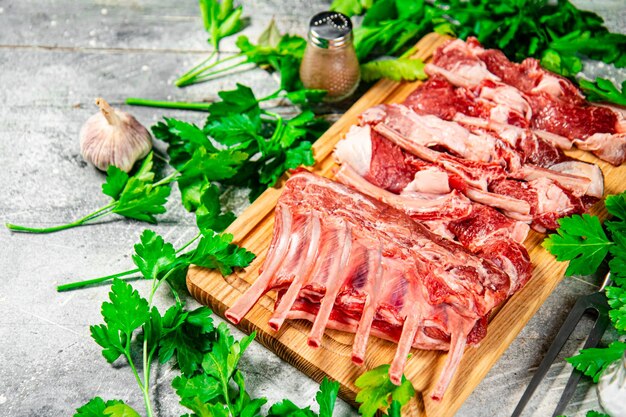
top-left (80, 98), bottom-right (152, 172)
top-left (597, 351), bottom-right (626, 417)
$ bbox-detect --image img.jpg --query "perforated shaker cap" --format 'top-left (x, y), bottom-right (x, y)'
top-left (308, 11), bottom-right (353, 49)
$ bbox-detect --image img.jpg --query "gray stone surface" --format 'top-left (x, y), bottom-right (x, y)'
top-left (0, 1), bottom-right (624, 416)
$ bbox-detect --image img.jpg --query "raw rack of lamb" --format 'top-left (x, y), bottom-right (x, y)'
top-left (225, 37), bottom-right (616, 401)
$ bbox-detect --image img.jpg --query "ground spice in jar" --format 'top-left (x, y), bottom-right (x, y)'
top-left (299, 12), bottom-right (360, 102)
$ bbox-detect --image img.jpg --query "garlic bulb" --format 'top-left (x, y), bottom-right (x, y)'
top-left (80, 98), bottom-right (152, 172)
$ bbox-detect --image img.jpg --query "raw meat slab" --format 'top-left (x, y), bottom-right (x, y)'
top-left (187, 33), bottom-right (626, 417)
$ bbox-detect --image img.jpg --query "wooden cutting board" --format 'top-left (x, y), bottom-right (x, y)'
top-left (187, 32), bottom-right (626, 416)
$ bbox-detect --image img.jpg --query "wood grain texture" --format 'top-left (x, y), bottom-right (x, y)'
top-left (186, 32), bottom-right (626, 416)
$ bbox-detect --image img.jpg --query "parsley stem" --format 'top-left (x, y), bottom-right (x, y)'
top-left (125, 98), bottom-right (213, 111)
top-left (56, 233), bottom-right (201, 292)
top-left (178, 233), bottom-right (201, 251)
top-left (152, 171), bottom-right (180, 187)
top-left (175, 52), bottom-right (243, 87)
top-left (56, 268), bottom-right (140, 292)
top-left (6, 201), bottom-right (117, 234)
top-left (191, 62), bottom-right (255, 83)
top-left (180, 51), bottom-right (217, 78)
top-left (175, 50), bottom-right (218, 87)
top-left (257, 89), bottom-right (283, 103)
top-left (125, 337), bottom-right (145, 392)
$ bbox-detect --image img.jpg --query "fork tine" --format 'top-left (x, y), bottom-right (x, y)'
top-left (511, 296), bottom-right (590, 417)
top-left (551, 298), bottom-right (611, 416)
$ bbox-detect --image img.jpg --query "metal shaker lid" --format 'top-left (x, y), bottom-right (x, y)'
top-left (308, 11), bottom-right (353, 49)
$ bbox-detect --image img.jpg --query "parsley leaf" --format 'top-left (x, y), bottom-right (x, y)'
top-left (267, 400), bottom-right (316, 417)
top-left (355, 364), bottom-right (416, 417)
top-left (579, 78), bottom-right (626, 106)
top-left (608, 231), bottom-right (626, 287)
top-left (132, 229), bottom-right (179, 280)
top-left (109, 152), bottom-right (172, 224)
top-left (103, 403), bottom-right (142, 417)
top-left (172, 373), bottom-right (223, 415)
top-left (101, 278), bottom-right (150, 337)
top-left (542, 214), bottom-right (612, 276)
top-left (207, 84), bottom-right (261, 121)
top-left (199, 0), bottom-right (246, 51)
top-left (112, 176), bottom-right (171, 223)
top-left (172, 323), bottom-right (262, 417)
top-left (586, 411), bottom-right (610, 417)
top-left (74, 397), bottom-right (123, 417)
top-left (234, 26), bottom-right (307, 90)
top-left (361, 57), bottom-right (427, 82)
top-left (205, 113), bottom-right (261, 148)
top-left (188, 232), bottom-right (256, 276)
top-left (606, 286), bottom-right (626, 332)
top-left (540, 49), bottom-right (583, 77)
top-left (159, 305), bottom-right (215, 376)
top-left (605, 190), bottom-right (626, 236)
top-left (330, 0), bottom-right (373, 17)
top-left (566, 341), bottom-right (626, 382)
top-left (102, 166), bottom-right (129, 199)
top-left (317, 378), bottom-right (340, 417)
top-left (177, 148), bottom-right (248, 211)
top-left (196, 184), bottom-right (236, 234)
top-left (90, 278), bottom-right (150, 363)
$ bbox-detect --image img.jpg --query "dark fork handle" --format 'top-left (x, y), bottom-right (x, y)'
top-left (511, 293), bottom-right (609, 417)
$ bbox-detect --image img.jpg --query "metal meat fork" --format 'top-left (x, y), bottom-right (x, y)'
top-left (511, 272), bottom-right (612, 417)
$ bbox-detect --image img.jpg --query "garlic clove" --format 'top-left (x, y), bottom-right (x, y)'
top-left (80, 97), bottom-right (152, 172)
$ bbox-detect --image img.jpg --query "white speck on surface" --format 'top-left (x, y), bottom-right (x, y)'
top-left (0, 7), bottom-right (4, 14)
top-left (0, 394), bottom-right (6, 404)
top-left (50, 20), bottom-right (57, 27)
top-left (89, 39), bottom-right (96, 47)
top-left (89, 29), bottom-right (96, 36)
top-left (100, 8), bottom-right (108, 15)
top-left (141, 65), bottom-right (149, 71)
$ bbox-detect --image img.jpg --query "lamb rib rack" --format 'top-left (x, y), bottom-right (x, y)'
top-left (226, 169), bottom-right (519, 400)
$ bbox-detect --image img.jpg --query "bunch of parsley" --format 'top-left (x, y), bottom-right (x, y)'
top-left (175, 0), bottom-right (248, 87)
top-left (543, 190), bottom-right (626, 383)
top-left (151, 83), bottom-right (327, 206)
top-left (174, 17), bottom-right (308, 90)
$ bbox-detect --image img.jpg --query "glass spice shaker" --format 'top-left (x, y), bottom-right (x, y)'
top-left (597, 351), bottom-right (626, 417)
top-left (299, 11), bottom-right (360, 102)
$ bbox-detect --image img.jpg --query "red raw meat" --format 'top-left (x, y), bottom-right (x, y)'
top-left (427, 37), bottom-right (626, 165)
top-left (334, 125), bottom-right (473, 221)
top-left (226, 170), bottom-right (515, 400)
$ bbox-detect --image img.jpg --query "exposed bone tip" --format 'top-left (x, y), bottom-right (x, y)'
top-left (389, 375), bottom-right (402, 386)
top-left (351, 355), bottom-right (365, 366)
top-left (307, 338), bottom-right (321, 348)
top-left (430, 392), bottom-right (443, 402)
top-left (268, 320), bottom-right (281, 332)
top-left (224, 310), bottom-right (241, 324)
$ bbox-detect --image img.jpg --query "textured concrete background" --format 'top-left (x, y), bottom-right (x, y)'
top-left (0, 1), bottom-right (624, 416)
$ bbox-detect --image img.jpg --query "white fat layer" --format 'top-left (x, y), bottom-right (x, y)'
top-left (532, 75), bottom-right (564, 98)
top-left (532, 178), bottom-right (573, 214)
top-left (401, 168), bottom-right (451, 195)
top-left (480, 84), bottom-right (532, 120)
top-left (550, 161), bottom-right (604, 198)
top-left (334, 125), bottom-right (373, 176)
